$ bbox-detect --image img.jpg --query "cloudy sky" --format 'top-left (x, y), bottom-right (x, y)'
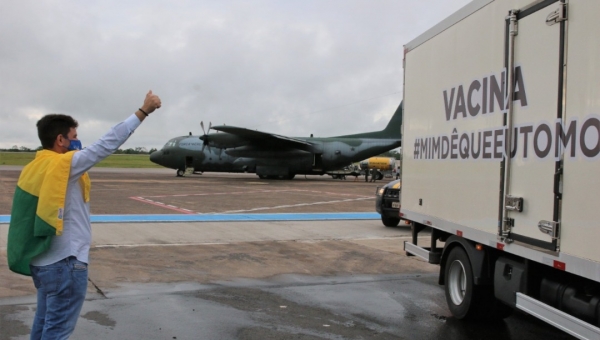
top-left (0, 0), bottom-right (470, 150)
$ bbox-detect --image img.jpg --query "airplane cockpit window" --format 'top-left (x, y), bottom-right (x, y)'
top-left (162, 140), bottom-right (178, 150)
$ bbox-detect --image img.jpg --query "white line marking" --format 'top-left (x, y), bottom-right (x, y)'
top-left (216, 197), bottom-right (371, 214)
top-left (92, 236), bottom-right (423, 249)
top-left (130, 188), bottom-right (371, 215)
top-left (143, 189), bottom-right (368, 199)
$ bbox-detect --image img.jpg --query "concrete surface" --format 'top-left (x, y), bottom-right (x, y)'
top-left (0, 167), bottom-right (575, 339)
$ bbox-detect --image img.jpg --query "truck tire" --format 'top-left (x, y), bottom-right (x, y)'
top-left (381, 215), bottom-right (400, 227)
top-left (444, 246), bottom-right (513, 320)
top-left (445, 247), bottom-right (472, 319)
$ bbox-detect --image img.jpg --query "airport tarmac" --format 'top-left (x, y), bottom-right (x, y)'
top-left (0, 166), bottom-right (574, 339)
top-left (0, 166), bottom-right (381, 216)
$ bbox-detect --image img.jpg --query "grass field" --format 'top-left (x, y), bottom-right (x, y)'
top-left (0, 152), bottom-right (162, 168)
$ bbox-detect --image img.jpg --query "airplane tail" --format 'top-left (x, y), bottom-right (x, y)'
top-left (336, 101), bottom-right (403, 139)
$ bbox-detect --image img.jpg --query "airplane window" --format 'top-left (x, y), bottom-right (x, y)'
top-left (163, 140), bottom-right (178, 149)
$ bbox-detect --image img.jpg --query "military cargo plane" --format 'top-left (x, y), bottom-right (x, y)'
top-left (150, 102), bottom-right (403, 179)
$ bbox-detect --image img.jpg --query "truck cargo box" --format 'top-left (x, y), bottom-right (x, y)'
top-left (403, 0), bottom-right (600, 280)
top-left (401, 0), bottom-right (600, 337)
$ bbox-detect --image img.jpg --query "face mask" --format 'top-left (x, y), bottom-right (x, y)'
top-left (63, 137), bottom-right (82, 151)
top-left (68, 139), bottom-right (82, 151)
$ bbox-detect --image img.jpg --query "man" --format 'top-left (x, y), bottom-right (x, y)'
top-left (7, 91), bottom-right (161, 339)
top-left (370, 169), bottom-right (378, 182)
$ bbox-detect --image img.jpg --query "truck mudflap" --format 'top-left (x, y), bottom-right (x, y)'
top-left (517, 293), bottom-right (600, 340)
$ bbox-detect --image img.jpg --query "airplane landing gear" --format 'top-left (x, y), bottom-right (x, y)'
top-left (176, 169), bottom-right (185, 177)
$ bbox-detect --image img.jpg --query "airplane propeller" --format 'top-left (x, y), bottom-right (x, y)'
top-left (199, 121), bottom-right (212, 153)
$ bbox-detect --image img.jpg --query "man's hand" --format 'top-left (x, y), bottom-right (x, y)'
top-left (140, 90), bottom-right (162, 114)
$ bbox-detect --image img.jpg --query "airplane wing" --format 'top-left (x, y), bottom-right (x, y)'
top-left (211, 125), bottom-right (314, 148)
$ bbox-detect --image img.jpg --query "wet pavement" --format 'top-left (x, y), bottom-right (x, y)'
top-left (1, 274), bottom-right (575, 340)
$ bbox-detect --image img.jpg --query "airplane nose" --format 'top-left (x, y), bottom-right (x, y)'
top-left (149, 150), bottom-right (161, 164)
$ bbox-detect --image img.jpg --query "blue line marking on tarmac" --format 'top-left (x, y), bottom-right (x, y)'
top-left (0, 213), bottom-right (379, 224)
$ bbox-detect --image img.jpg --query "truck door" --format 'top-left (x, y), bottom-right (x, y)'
top-left (502, 0), bottom-right (566, 250)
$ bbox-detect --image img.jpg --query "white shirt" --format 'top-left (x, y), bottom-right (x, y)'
top-left (31, 114), bottom-right (142, 266)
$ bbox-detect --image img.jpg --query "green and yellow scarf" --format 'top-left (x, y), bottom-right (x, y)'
top-left (7, 150), bottom-right (90, 276)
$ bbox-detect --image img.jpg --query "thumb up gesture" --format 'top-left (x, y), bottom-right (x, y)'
top-left (140, 90), bottom-right (162, 115)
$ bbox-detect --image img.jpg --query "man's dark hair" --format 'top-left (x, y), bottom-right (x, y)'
top-left (36, 114), bottom-right (79, 149)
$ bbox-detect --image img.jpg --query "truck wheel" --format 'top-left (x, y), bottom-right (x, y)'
top-left (381, 215), bottom-right (400, 227)
top-left (444, 246), bottom-right (513, 320)
top-left (444, 246), bottom-right (479, 319)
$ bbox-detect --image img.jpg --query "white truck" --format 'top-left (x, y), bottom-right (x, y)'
top-left (401, 0), bottom-right (600, 338)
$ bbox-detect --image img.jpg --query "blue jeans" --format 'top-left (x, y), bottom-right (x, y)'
top-left (30, 256), bottom-right (88, 340)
